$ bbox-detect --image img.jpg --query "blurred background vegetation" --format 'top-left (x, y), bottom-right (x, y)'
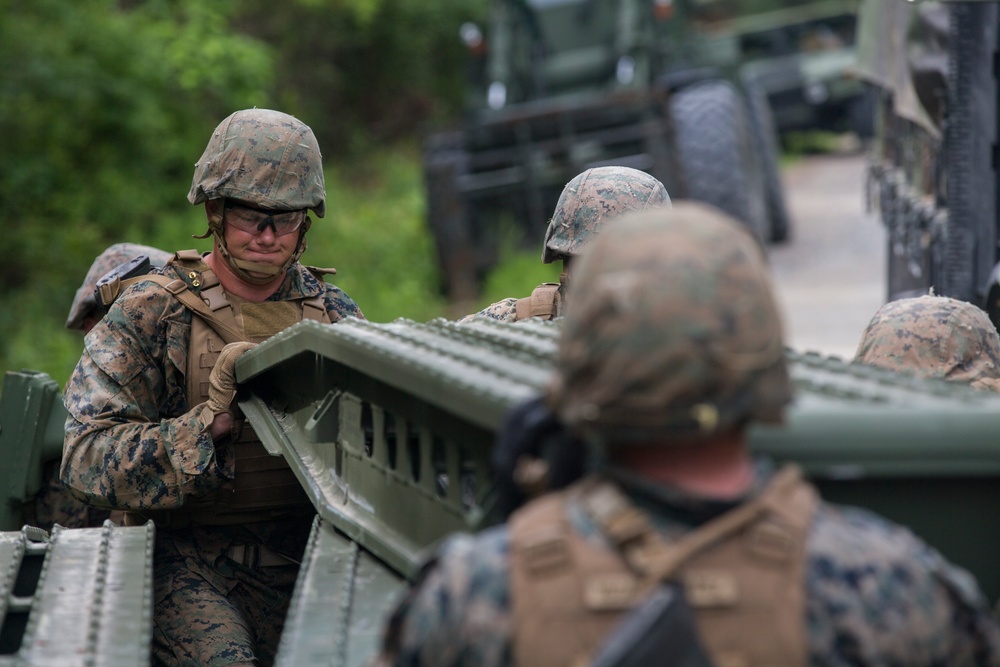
top-left (1, 0), bottom-right (560, 386)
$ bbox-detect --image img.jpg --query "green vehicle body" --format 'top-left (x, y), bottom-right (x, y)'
top-left (5, 318), bottom-right (1000, 664)
top-left (712, 0), bottom-right (872, 136)
top-left (423, 0), bottom-right (798, 301)
top-left (857, 0), bottom-right (1000, 329)
top-left (423, 0), bottom-right (873, 301)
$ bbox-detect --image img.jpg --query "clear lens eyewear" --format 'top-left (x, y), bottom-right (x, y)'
top-left (224, 201), bottom-right (306, 237)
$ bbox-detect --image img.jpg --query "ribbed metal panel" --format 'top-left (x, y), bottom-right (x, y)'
top-left (238, 317), bottom-right (1000, 606)
top-left (276, 517), bottom-right (405, 667)
top-left (0, 522), bottom-right (154, 667)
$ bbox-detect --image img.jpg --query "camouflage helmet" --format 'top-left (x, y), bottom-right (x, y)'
top-left (188, 109), bottom-right (324, 285)
top-left (545, 202), bottom-right (791, 445)
top-left (542, 166), bottom-right (671, 264)
top-left (854, 295), bottom-right (1000, 392)
top-left (187, 108), bottom-right (326, 217)
top-left (66, 243), bottom-right (172, 331)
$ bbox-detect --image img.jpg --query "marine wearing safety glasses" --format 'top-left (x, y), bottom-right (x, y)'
top-left (223, 199), bottom-right (307, 236)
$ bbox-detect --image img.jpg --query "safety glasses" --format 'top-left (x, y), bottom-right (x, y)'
top-left (223, 200), bottom-right (307, 237)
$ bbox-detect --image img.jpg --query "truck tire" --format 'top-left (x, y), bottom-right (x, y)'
top-left (670, 80), bottom-right (769, 243)
top-left (742, 76), bottom-right (792, 243)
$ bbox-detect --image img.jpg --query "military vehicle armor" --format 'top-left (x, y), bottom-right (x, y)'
top-left (5, 317), bottom-right (1000, 664)
top-left (857, 0), bottom-right (1000, 328)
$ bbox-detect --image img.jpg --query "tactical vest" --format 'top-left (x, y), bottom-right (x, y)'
top-left (515, 282), bottom-right (563, 321)
top-left (117, 250), bottom-right (332, 526)
top-left (509, 465), bottom-right (817, 667)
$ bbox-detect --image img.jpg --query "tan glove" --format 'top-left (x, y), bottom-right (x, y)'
top-left (207, 341), bottom-right (258, 415)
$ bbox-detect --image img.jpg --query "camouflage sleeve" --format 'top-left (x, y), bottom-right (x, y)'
top-left (323, 283), bottom-right (365, 321)
top-left (806, 503), bottom-right (1000, 666)
top-left (61, 282), bottom-right (230, 511)
top-left (457, 298), bottom-right (519, 324)
top-left (377, 527), bottom-right (514, 667)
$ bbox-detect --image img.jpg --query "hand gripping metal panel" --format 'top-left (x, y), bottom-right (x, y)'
top-left (237, 317), bottom-right (1000, 600)
top-left (237, 316), bottom-right (558, 579)
top-left (0, 522), bottom-right (154, 667)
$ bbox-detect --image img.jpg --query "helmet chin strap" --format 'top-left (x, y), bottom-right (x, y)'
top-left (200, 205), bottom-right (310, 286)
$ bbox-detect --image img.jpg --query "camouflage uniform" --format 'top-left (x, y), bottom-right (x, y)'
top-left (459, 166), bottom-right (670, 323)
top-left (379, 204), bottom-right (1000, 667)
top-left (26, 244), bottom-right (172, 532)
top-left (61, 109), bottom-right (363, 667)
top-left (382, 466), bottom-right (1000, 667)
top-left (854, 294), bottom-right (1000, 392)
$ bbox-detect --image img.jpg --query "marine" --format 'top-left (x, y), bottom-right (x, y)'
top-left (460, 166), bottom-right (670, 323)
top-left (61, 108), bottom-right (363, 667)
top-left (376, 203), bottom-right (1000, 667)
top-left (26, 243), bottom-right (173, 532)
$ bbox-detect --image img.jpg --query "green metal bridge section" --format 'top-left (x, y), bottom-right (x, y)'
top-left (6, 315), bottom-right (1000, 665)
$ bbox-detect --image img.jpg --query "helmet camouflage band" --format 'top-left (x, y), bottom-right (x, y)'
top-left (66, 243), bottom-right (172, 330)
top-left (545, 202), bottom-right (791, 445)
top-left (188, 109), bottom-right (324, 284)
top-left (542, 166), bottom-right (671, 264)
top-left (854, 295), bottom-right (1000, 391)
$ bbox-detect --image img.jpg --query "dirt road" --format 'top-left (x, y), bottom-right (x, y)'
top-left (769, 149), bottom-right (886, 359)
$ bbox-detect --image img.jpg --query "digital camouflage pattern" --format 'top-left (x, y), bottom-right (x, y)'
top-left (458, 282), bottom-right (566, 323)
top-left (541, 166), bottom-right (671, 263)
top-left (188, 108), bottom-right (326, 217)
top-left (61, 257), bottom-right (362, 666)
top-left (547, 202), bottom-right (790, 445)
top-left (854, 295), bottom-right (1000, 392)
top-left (65, 242), bottom-right (172, 331)
top-left (379, 463), bottom-right (1000, 667)
top-left (25, 461), bottom-right (110, 531)
top-left (458, 297), bottom-right (519, 323)
top-left (62, 259), bottom-right (361, 508)
top-left (152, 519), bottom-right (311, 666)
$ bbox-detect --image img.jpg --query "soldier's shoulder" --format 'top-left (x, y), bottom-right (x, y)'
top-left (805, 501), bottom-right (1000, 663)
top-left (459, 298), bottom-right (519, 323)
top-left (382, 526), bottom-right (513, 667)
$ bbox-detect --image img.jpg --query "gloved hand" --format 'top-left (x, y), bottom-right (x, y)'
top-left (207, 341), bottom-right (258, 415)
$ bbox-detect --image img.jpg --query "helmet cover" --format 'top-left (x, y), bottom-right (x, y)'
top-left (542, 166), bottom-right (671, 263)
top-left (188, 108), bottom-right (325, 217)
top-left (854, 294), bottom-right (1000, 392)
top-left (66, 243), bottom-right (172, 330)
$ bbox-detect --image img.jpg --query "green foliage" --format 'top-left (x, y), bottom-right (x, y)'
top-left (235, 0), bottom-right (488, 153)
top-left (0, 0), bottom-right (274, 383)
top-left (308, 144), bottom-right (448, 323)
top-left (0, 0), bottom-right (491, 386)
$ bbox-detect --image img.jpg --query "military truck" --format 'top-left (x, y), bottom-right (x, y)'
top-left (857, 0), bottom-right (1000, 326)
top-left (701, 0), bottom-right (872, 138)
top-left (423, 0), bottom-right (791, 301)
top-left (423, 0), bottom-right (874, 302)
top-left (6, 318), bottom-right (1000, 665)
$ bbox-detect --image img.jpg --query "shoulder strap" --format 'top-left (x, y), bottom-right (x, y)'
top-left (511, 467), bottom-right (817, 667)
top-left (596, 465), bottom-right (815, 582)
top-left (116, 274), bottom-right (247, 344)
top-left (515, 283), bottom-right (562, 321)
